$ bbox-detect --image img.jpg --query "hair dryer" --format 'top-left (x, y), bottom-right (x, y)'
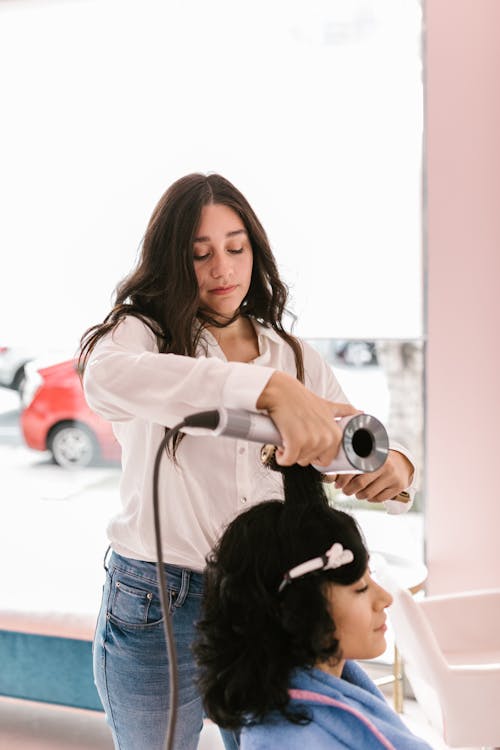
top-left (181, 408), bottom-right (389, 474)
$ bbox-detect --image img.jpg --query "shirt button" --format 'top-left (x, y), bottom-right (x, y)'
top-left (238, 447), bottom-right (246, 455)
top-left (240, 496), bottom-right (247, 504)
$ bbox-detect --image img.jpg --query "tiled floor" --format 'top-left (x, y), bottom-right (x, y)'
top-left (0, 693), bottom-right (479, 750)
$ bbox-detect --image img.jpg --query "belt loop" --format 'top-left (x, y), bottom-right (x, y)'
top-left (176, 568), bottom-right (191, 607)
top-left (103, 545), bottom-right (111, 572)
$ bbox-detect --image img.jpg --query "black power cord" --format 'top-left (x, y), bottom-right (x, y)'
top-left (152, 420), bottom-right (186, 750)
top-left (152, 411), bottom-right (222, 750)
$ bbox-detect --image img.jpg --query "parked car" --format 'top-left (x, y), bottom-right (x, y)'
top-left (306, 339), bottom-right (378, 368)
top-left (334, 340), bottom-right (378, 367)
top-left (0, 346), bottom-right (35, 391)
top-left (21, 359), bottom-right (121, 468)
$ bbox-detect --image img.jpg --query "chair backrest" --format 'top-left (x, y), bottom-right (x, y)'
top-left (388, 587), bottom-right (448, 685)
top-left (418, 588), bottom-right (500, 659)
top-left (376, 567), bottom-right (448, 735)
top-left (379, 565), bottom-right (500, 747)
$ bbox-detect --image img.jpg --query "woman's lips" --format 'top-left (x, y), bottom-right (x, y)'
top-left (209, 285), bottom-right (237, 295)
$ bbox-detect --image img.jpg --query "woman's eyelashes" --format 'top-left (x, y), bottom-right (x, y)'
top-left (355, 569), bottom-right (376, 593)
top-left (193, 248), bottom-right (244, 262)
top-left (354, 578), bottom-right (370, 594)
top-left (355, 583), bottom-right (369, 593)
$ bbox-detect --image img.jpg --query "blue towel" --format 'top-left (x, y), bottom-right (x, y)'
top-left (241, 661), bottom-right (433, 749)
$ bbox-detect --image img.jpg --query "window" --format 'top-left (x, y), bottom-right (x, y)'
top-left (0, 0), bottom-right (424, 645)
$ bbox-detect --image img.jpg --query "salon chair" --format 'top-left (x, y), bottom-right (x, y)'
top-left (387, 585), bottom-right (500, 749)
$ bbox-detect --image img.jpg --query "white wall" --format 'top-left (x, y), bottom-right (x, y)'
top-left (426, 0), bottom-right (500, 593)
top-left (0, 0), bottom-right (422, 350)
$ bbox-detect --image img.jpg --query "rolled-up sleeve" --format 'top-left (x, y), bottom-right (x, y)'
top-left (83, 316), bottom-right (275, 426)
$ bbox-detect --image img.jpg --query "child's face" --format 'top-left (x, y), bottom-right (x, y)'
top-left (325, 569), bottom-right (393, 662)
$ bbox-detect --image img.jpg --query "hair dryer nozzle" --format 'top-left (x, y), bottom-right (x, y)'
top-left (182, 408), bottom-right (389, 474)
top-left (312, 413), bottom-right (389, 474)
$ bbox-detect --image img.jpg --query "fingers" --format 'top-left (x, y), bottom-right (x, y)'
top-left (333, 472), bottom-right (378, 497)
top-left (276, 418), bottom-right (344, 467)
top-left (350, 475), bottom-right (401, 503)
top-left (333, 451), bottom-right (413, 503)
top-left (320, 473), bottom-right (338, 484)
top-left (308, 421), bottom-right (344, 468)
top-left (257, 371), bottom-right (362, 468)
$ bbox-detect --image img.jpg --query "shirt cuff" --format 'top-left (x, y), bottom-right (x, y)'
top-left (383, 444), bottom-right (417, 515)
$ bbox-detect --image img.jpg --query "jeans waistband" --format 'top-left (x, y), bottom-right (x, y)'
top-left (105, 548), bottom-right (205, 597)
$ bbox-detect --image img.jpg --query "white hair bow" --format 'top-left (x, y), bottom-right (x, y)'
top-left (324, 543), bottom-right (354, 570)
top-left (278, 543), bottom-right (354, 592)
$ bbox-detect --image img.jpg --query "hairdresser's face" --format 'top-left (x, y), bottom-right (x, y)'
top-left (325, 569), bottom-right (393, 663)
top-left (193, 203), bottom-right (253, 321)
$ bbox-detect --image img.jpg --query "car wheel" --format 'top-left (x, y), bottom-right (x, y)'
top-left (49, 422), bottom-right (99, 468)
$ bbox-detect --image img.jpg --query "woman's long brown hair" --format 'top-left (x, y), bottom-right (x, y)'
top-left (79, 173), bottom-right (304, 383)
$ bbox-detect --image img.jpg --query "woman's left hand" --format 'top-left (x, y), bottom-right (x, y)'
top-left (326, 450), bottom-right (414, 503)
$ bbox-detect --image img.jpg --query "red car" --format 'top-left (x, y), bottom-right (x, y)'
top-left (21, 359), bottom-right (121, 468)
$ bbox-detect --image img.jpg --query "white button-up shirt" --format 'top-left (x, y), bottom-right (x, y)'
top-left (84, 315), bottom-right (414, 571)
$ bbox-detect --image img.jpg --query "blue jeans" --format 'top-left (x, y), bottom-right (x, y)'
top-left (93, 550), bottom-right (239, 750)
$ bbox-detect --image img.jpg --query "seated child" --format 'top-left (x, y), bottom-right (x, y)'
top-left (195, 463), bottom-right (432, 750)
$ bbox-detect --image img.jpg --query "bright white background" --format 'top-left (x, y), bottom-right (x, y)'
top-left (0, 11), bottom-right (427, 744)
top-left (0, 0), bottom-right (422, 350)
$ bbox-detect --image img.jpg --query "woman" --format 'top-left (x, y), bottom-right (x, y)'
top-left (196, 463), bottom-right (431, 749)
top-left (80, 173), bottom-right (415, 750)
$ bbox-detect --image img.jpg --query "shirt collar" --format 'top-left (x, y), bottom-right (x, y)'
top-left (197, 318), bottom-right (284, 350)
top-left (251, 320), bottom-right (284, 346)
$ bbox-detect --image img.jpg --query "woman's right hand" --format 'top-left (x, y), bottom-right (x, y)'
top-left (256, 371), bottom-right (360, 467)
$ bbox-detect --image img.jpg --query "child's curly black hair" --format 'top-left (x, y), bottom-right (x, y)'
top-left (194, 464), bottom-right (369, 729)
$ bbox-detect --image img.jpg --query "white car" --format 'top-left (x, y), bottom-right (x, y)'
top-left (0, 346), bottom-right (35, 391)
top-left (0, 346), bottom-right (76, 395)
